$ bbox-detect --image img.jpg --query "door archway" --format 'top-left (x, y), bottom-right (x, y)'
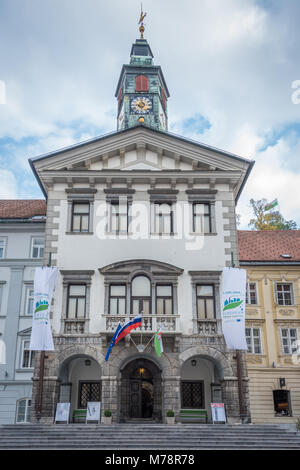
top-left (120, 358), bottom-right (162, 422)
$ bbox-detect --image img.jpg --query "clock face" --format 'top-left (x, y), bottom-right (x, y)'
top-left (130, 96), bottom-right (153, 114)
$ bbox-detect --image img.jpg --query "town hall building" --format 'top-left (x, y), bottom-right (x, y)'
top-left (29, 31), bottom-right (254, 424)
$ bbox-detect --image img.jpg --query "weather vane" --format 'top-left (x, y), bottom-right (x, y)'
top-left (138, 4), bottom-right (147, 39)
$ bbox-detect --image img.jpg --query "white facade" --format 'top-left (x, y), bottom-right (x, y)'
top-left (30, 126), bottom-right (253, 423)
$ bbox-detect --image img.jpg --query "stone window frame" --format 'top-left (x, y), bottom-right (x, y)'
top-left (60, 270), bottom-right (95, 334)
top-left (195, 284), bottom-right (216, 320)
top-left (108, 283), bottom-right (127, 315)
top-left (245, 327), bottom-right (263, 354)
top-left (186, 189), bottom-right (217, 235)
top-left (65, 188), bottom-right (97, 235)
top-left (104, 189), bottom-right (135, 235)
top-left (100, 260), bottom-right (183, 317)
top-left (148, 189), bottom-right (178, 236)
top-left (189, 271), bottom-right (221, 334)
top-left (156, 284), bottom-right (174, 315)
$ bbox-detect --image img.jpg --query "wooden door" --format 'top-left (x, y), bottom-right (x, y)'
top-left (130, 380), bottom-right (142, 418)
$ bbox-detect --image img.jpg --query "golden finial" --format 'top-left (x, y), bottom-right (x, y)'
top-left (138, 4), bottom-right (147, 39)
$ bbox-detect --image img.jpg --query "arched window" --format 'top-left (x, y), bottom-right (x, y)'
top-left (16, 398), bottom-right (31, 423)
top-left (135, 75), bottom-right (149, 92)
top-left (131, 275), bottom-right (151, 315)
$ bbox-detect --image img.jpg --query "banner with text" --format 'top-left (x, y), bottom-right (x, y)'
top-left (221, 267), bottom-right (247, 350)
top-left (30, 267), bottom-right (58, 351)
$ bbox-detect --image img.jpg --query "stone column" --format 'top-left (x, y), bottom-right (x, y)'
top-left (101, 375), bottom-right (118, 423)
top-left (31, 351), bottom-right (60, 424)
top-left (162, 376), bottom-right (181, 423)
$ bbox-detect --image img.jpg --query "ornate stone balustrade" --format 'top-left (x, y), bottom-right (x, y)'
top-left (104, 315), bottom-right (179, 333)
top-left (64, 319), bottom-right (86, 334)
top-left (197, 320), bottom-right (219, 336)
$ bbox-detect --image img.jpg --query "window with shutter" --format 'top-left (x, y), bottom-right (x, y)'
top-left (135, 75), bottom-right (148, 92)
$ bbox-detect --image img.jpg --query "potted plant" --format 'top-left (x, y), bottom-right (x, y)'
top-left (103, 409), bottom-right (112, 424)
top-left (166, 409), bottom-right (175, 425)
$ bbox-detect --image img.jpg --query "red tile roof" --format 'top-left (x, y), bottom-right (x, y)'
top-left (238, 230), bottom-right (300, 262)
top-left (0, 200), bottom-right (46, 219)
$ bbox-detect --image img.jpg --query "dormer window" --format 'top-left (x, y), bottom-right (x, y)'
top-left (135, 75), bottom-right (149, 92)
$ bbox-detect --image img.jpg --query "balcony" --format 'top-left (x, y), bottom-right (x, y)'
top-left (104, 315), bottom-right (180, 334)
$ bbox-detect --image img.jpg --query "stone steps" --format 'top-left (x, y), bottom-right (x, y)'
top-left (0, 424), bottom-right (299, 449)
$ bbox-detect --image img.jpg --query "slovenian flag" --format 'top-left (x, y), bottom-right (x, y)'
top-left (114, 315), bottom-right (142, 344)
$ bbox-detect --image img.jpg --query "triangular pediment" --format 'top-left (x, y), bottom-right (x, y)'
top-left (31, 126), bottom-right (251, 174)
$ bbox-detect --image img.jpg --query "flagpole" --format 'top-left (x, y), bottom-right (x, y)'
top-left (231, 251), bottom-right (246, 423)
top-left (36, 252), bottom-right (52, 422)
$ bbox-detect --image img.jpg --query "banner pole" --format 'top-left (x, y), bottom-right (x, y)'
top-left (231, 251), bottom-right (246, 423)
top-left (36, 253), bottom-right (52, 422)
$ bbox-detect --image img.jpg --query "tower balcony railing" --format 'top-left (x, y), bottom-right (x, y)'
top-left (104, 314), bottom-right (180, 334)
top-left (196, 319), bottom-right (222, 336)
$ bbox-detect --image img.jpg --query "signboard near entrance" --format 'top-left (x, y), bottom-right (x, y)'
top-left (211, 403), bottom-right (226, 423)
top-left (55, 402), bottom-right (70, 423)
top-left (86, 402), bottom-right (101, 423)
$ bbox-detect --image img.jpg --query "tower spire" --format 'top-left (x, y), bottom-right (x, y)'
top-left (138, 4), bottom-right (147, 39)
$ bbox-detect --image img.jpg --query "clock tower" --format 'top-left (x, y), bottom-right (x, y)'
top-left (115, 20), bottom-right (170, 132)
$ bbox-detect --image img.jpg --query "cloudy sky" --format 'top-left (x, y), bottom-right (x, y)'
top-left (0, 0), bottom-right (299, 228)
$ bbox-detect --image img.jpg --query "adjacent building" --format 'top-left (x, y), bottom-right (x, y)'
top-left (240, 230), bottom-right (300, 424)
top-left (0, 200), bottom-right (46, 424)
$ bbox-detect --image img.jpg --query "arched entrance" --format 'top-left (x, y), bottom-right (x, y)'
top-left (58, 354), bottom-right (102, 421)
top-left (120, 358), bottom-right (162, 422)
top-left (180, 355), bottom-right (223, 422)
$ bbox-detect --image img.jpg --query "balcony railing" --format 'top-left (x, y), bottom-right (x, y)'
top-left (197, 320), bottom-right (219, 336)
top-left (104, 315), bottom-right (179, 333)
top-left (64, 319), bottom-right (86, 334)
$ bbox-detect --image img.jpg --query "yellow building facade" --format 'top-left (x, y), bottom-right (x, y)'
top-left (239, 230), bottom-right (300, 424)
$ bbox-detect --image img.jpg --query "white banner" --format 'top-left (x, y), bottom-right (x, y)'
top-left (221, 267), bottom-right (247, 350)
top-left (30, 267), bottom-right (58, 351)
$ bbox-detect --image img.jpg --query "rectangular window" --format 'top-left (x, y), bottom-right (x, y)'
top-left (21, 340), bottom-right (35, 369)
top-left (281, 328), bottom-right (298, 354)
top-left (0, 238), bottom-right (6, 259)
top-left (273, 390), bottom-right (292, 417)
top-left (67, 285), bottom-right (86, 319)
top-left (31, 238), bottom-right (44, 258)
top-left (246, 328), bottom-right (262, 354)
top-left (276, 283), bottom-right (293, 306)
top-left (196, 285), bottom-right (215, 320)
top-left (181, 381), bottom-right (205, 408)
top-left (246, 282), bottom-right (257, 305)
top-left (71, 203), bottom-right (90, 232)
top-left (110, 201), bottom-right (128, 233)
top-left (25, 287), bottom-right (34, 315)
top-left (78, 382), bottom-right (101, 409)
top-left (156, 285), bottom-right (173, 315)
top-left (109, 284), bottom-right (126, 315)
top-left (154, 202), bottom-right (173, 234)
top-left (192, 203), bottom-right (211, 233)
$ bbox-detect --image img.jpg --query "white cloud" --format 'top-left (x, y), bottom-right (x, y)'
top-left (0, 170), bottom-right (18, 199)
